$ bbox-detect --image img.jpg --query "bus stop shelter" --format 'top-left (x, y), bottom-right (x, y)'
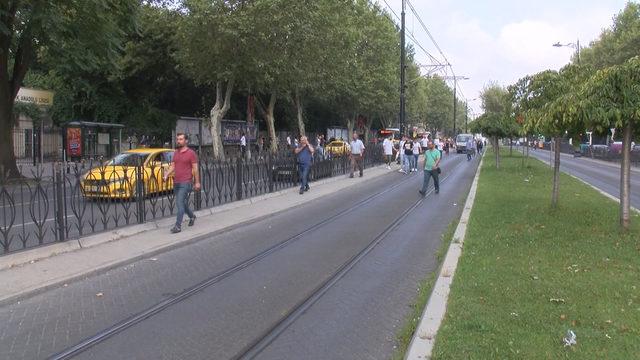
top-left (62, 121), bottom-right (124, 161)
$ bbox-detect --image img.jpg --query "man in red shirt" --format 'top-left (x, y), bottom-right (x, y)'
top-left (164, 133), bottom-right (201, 233)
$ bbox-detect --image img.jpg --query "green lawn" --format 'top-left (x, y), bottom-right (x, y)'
top-left (432, 150), bottom-right (640, 359)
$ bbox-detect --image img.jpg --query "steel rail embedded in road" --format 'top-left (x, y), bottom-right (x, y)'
top-left (47, 158), bottom-right (459, 360)
top-left (233, 160), bottom-right (470, 360)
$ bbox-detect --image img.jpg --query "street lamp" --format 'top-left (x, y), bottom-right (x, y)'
top-left (553, 39), bottom-right (581, 64)
top-left (465, 97), bottom-right (479, 133)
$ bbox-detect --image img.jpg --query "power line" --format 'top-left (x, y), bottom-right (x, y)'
top-left (378, 0), bottom-right (443, 66)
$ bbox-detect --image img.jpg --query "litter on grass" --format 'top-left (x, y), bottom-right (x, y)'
top-left (563, 330), bottom-right (577, 347)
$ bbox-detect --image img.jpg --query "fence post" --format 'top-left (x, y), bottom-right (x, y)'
top-left (54, 163), bottom-right (65, 242)
top-left (267, 154), bottom-right (274, 193)
top-left (195, 158), bottom-right (202, 210)
top-left (136, 161), bottom-right (145, 223)
top-left (236, 158), bottom-right (243, 200)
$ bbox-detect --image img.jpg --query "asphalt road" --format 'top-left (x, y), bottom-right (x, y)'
top-left (528, 149), bottom-right (640, 209)
top-left (0, 153), bottom-right (479, 360)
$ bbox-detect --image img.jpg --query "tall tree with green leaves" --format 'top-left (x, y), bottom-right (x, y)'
top-left (0, 0), bottom-right (136, 177)
top-left (579, 56), bottom-right (640, 230)
top-left (176, 0), bottom-right (254, 160)
top-left (475, 83), bottom-right (511, 168)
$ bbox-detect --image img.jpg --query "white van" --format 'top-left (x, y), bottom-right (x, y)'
top-left (455, 134), bottom-right (474, 153)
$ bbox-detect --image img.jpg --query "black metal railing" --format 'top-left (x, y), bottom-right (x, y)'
top-left (0, 145), bottom-right (383, 255)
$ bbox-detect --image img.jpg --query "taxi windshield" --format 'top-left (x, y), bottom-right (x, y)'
top-left (106, 152), bottom-right (150, 166)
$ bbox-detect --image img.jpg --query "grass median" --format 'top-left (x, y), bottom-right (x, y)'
top-left (432, 150), bottom-right (640, 359)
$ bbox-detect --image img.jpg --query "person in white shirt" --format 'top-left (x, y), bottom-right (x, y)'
top-left (382, 136), bottom-right (394, 169)
top-left (398, 137), bottom-right (406, 173)
top-left (420, 135), bottom-right (429, 152)
top-left (286, 135), bottom-right (292, 148)
top-left (412, 138), bottom-right (421, 172)
top-left (240, 133), bottom-right (247, 158)
top-left (349, 133), bottom-right (366, 178)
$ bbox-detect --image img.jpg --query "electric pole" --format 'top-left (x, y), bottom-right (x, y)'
top-left (441, 75), bottom-right (469, 135)
top-left (399, 0), bottom-right (406, 136)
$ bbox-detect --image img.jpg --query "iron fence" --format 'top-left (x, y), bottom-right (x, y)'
top-left (0, 145), bottom-right (383, 255)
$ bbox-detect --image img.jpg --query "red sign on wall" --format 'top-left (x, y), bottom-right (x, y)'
top-left (66, 128), bottom-right (82, 157)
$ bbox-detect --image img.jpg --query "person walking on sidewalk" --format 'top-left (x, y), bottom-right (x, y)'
top-left (419, 140), bottom-right (441, 196)
top-left (397, 136), bottom-right (406, 169)
top-left (164, 133), bottom-right (200, 233)
top-left (402, 137), bottom-right (414, 173)
top-left (295, 136), bottom-right (314, 194)
top-left (412, 138), bottom-right (421, 172)
top-left (349, 133), bottom-right (365, 178)
top-left (383, 135), bottom-right (394, 169)
top-left (466, 137), bottom-right (475, 161)
top-left (240, 132), bottom-right (247, 158)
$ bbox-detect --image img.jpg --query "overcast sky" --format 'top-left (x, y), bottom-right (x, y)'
top-left (377, 0), bottom-right (629, 115)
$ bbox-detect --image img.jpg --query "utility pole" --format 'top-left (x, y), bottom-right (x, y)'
top-left (399, 0), bottom-right (406, 136)
top-left (441, 76), bottom-right (468, 135)
top-left (465, 101), bottom-right (468, 133)
top-left (453, 80), bottom-right (457, 135)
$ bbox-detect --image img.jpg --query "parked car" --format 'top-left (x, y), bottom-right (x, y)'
top-left (81, 148), bottom-right (174, 199)
top-left (325, 140), bottom-right (351, 157)
top-left (610, 141), bottom-right (623, 154)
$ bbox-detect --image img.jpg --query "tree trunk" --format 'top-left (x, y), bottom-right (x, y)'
top-left (494, 136), bottom-right (500, 169)
top-left (256, 93), bottom-right (278, 154)
top-left (346, 114), bottom-right (355, 142)
top-left (363, 117), bottom-right (371, 144)
top-left (551, 136), bottom-right (561, 208)
top-left (0, 92), bottom-right (20, 178)
top-left (294, 91), bottom-right (305, 137)
top-left (522, 135), bottom-right (526, 167)
top-left (209, 79), bottom-right (234, 160)
top-left (620, 122), bottom-right (632, 230)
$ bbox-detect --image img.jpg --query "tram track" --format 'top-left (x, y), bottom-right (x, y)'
top-left (48, 156), bottom-right (468, 360)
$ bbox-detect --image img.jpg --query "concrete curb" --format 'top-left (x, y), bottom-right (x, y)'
top-left (0, 164), bottom-right (390, 305)
top-left (405, 155), bottom-right (484, 360)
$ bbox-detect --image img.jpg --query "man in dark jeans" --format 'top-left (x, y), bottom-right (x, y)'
top-left (295, 135), bottom-right (314, 195)
top-left (419, 140), bottom-right (441, 196)
top-left (164, 133), bottom-right (201, 233)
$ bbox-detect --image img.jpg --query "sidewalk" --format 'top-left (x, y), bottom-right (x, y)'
top-left (0, 164), bottom-right (390, 305)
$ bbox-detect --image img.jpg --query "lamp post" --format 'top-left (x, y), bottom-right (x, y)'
top-left (399, 0), bottom-right (406, 136)
top-left (553, 39), bottom-right (581, 64)
top-left (465, 97), bottom-right (478, 133)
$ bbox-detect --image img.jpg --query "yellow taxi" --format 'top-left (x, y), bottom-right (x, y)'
top-left (81, 148), bottom-right (174, 199)
top-left (325, 140), bottom-right (351, 157)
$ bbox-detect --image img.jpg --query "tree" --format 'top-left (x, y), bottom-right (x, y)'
top-left (522, 66), bottom-right (587, 208)
top-left (175, 0), bottom-right (254, 160)
top-left (579, 56), bottom-right (640, 230)
top-left (474, 83), bottom-right (511, 168)
top-left (0, 0), bottom-right (137, 177)
top-left (580, 3), bottom-right (640, 70)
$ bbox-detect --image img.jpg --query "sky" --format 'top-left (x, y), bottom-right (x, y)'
top-left (376, 0), bottom-right (629, 115)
